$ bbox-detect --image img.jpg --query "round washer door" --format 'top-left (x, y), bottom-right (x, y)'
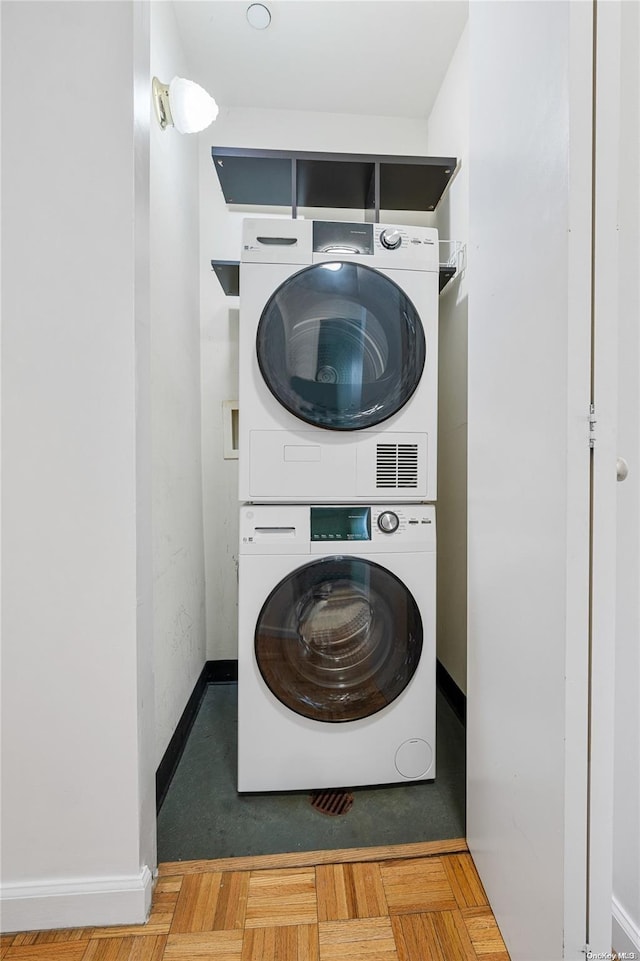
top-left (254, 556), bottom-right (423, 723)
top-left (256, 262), bottom-right (426, 431)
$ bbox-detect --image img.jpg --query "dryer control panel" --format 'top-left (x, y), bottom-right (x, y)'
top-left (312, 221), bottom-right (438, 269)
top-left (241, 218), bottom-right (439, 271)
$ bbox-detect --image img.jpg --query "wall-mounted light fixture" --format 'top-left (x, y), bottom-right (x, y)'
top-left (152, 76), bottom-right (219, 134)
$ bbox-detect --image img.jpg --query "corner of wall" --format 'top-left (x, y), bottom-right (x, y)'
top-left (426, 16), bottom-right (469, 695)
top-left (150, 0), bottom-right (207, 764)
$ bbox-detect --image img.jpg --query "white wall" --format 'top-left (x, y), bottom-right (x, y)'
top-left (426, 24), bottom-right (469, 694)
top-left (1, 0), bottom-right (154, 930)
top-left (200, 107), bottom-right (432, 660)
top-left (150, 1), bottom-right (206, 766)
top-left (612, 1), bottom-right (640, 954)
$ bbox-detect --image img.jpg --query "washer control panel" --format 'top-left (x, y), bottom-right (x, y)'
top-left (370, 505), bottom-right (434, 544)
top-left (309, 505), bottom-right (435, 550)
top-left (310, 506), bottom-right (371, 542)
top-left (240, 504), bottom-right (435, 555)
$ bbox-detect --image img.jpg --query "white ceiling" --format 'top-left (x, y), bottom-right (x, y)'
top-left (172, 1), bottom-right (468, 120)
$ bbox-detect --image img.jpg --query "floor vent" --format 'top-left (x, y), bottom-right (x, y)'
top-left (310, 789), bottom-right (354, 817)
top-left (376, 443), bottom-right (419, 488)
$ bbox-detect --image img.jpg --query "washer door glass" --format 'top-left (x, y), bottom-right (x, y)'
top-left (256, 262), bottom-right (426, 430)
top-left (255, 557), bottom-right (423, 723)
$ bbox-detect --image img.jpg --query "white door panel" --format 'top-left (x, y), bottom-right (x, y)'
top-left (611, 2), bottom-right (640, 957)
top-left (467, 3), bottom-right (594, 958)
top-left (588, 2), bottom-right (621, 951)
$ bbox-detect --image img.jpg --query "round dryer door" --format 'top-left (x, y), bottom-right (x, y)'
top-left (256, 262), bottom-right (426, 430)
top-left (254, 556), bottom-right (423, 723)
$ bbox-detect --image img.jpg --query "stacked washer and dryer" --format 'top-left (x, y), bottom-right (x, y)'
top-left (237, 218), bottom-right (439, 793)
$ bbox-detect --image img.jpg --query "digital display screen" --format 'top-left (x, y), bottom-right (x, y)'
top-left (310, 507), bottom-right (371, 541)
top-left (313, 221), bottom-right (373, 255)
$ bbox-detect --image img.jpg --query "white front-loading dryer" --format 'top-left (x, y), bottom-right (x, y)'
top-left (239, 219), bottom-right (439, 503)
top-left (237, 503), bottom-right (436, 792)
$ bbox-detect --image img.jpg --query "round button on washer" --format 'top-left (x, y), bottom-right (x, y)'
top-left (378, 511), bottom-right (400, 533)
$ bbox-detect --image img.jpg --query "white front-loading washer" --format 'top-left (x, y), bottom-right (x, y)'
top-left (239, 219), bottom-right (439, 503)
top-left (237, 502), bottom-right (436, 792)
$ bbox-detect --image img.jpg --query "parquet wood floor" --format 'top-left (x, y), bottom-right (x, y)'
top-left (1, 842), bottom-right (510, 961)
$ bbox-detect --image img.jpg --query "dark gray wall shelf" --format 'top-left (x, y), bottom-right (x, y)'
top-left (210, 260), bottom-right (456, 296)
top-left (438, 265), bottom-right (457, 291)
top-left (210, 147), bottom-right (459, 296)
top-left (211, 261), bottom-right (241, 297)
top-left (211, 146), bottom-right (457, 219)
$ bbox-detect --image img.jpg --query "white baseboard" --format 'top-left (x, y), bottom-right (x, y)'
top-left (0, 865), bottom-right (154, 934)
top-left (613, 895), bottom-right (640, 958)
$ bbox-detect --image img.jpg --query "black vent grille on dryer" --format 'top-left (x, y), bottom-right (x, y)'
top-left (376, 443), bottom-right (419, 488)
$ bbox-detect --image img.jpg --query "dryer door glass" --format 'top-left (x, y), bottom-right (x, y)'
top-left (256, 262), bottom-right (426, 430)
top-left (254, 556), bottom-right (423, 723)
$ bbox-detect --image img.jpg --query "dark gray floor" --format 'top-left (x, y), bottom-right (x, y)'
top-left (157, 683), bottom-right (465, 863)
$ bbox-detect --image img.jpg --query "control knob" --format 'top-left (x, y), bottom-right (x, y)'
top-left (378, 511), bottom-right (400, 533)
top-left (380, 228), bottom-right (402, 250)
